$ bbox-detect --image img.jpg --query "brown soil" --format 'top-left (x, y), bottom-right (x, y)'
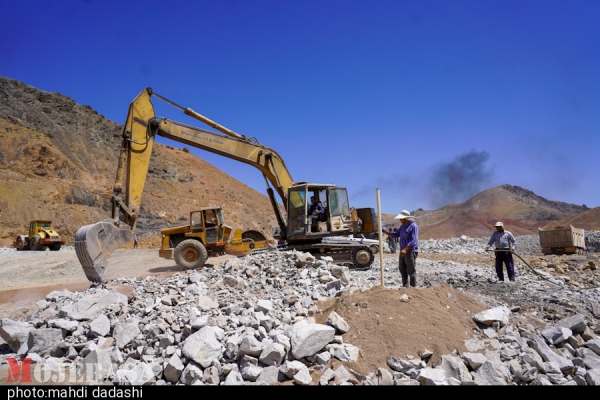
top-left (316, 285), bottom-right (486, 374)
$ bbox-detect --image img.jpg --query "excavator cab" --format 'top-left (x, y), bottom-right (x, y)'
top-left (286, 184), bottom-right (353, 240)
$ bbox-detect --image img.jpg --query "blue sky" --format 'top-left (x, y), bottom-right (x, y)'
top-left (2, 0), bottom-right (599, 211)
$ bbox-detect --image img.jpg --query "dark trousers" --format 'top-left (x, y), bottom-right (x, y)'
top-left (495, 251), bottom-right (515, 281)
top-left (399, 251), bottom-right (418, 287)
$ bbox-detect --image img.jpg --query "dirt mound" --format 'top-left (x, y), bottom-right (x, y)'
top-left (317, 285), bottom-right (485, 373)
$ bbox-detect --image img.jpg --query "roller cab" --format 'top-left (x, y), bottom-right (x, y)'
top-left (159, 207), bottom-right (270, 268)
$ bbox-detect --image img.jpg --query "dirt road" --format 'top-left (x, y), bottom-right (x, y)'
top-left (0, 247), bottom-right (233, 318)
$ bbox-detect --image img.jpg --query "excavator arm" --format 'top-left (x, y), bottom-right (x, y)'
top-left (75, 88), bottom-right (294, 282)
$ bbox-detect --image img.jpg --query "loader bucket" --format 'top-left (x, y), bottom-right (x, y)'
top-left (74, 220), bottom-right (133, 283)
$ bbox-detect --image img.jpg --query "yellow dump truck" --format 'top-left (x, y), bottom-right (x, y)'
top-left (14, 221), bottom-right (64, 251)
top-left (538, 225), bottom-right (586, 255)
top-left (159, 208), bottom-right (270, 269)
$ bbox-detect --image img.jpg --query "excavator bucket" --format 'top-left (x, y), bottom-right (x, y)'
top-left (74, 220), bottom-right (133, 283)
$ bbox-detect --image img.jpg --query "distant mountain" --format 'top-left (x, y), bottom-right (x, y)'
top-left (544, 207), bottom-right (600, 231)
top-left (384, 184), bottom-right (589, 239)
top-left (0, 77), bottom-right (276, 245)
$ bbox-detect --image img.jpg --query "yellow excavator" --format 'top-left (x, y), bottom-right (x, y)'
top-left (75, 88), bottom-right (378, 283)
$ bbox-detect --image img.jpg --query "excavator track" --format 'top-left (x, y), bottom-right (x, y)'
top-left (74, 220), bottom-right (133, 283)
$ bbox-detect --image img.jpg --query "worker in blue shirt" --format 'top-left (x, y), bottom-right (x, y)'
top-left (486, 221), bottom-right (517, 282)
top-left (394, 210), bottom-right (419, 287)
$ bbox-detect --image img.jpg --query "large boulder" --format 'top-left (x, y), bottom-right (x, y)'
top-left (240, 355), bottom-right (262, 381)
top-left (113, 319), bottom-right (140, 349)
top-left (418, 368), bottom-right (448, 385)
top-left (375, 368), bottom-right (394, 385)
top-left (585, 339), bottom-right (600, 356)
top-left (290, 320), bottom-right (335, 359)
top-left (223, 369), bottom-right (245, 385)
top-left (256, 366), bottom-right (280, 385)
top-left (472, 306), bottom-right (510, 327)
top-left (259, 342), bottom-right (286, 366)
top-left (115, 360), bottom-right (155, 385)
top-left (48, 319), bottom-right (79, 333)
top-left (531, 335), bottom-right (574, 373)
top-left (182, 326), bottom-right (224, 368)
top-left (581, 348), bottom-right (600, 370)
top-left (196, 296), bottom-right (218, 311)
top-left (326, 312), bottom-right (350, 334)
top-left (557, 314), bottom-right (586, 334)
top-left (256, 300), bottom-right (274, 314)
top-left (60, 290), bottom-right (127, 321)
top-left (0, 319), bottom-right (33, 354)
top-left (89, 314), bottom-right (111, 337)
top-left (180, 363), bottom-right (203, 385)
top-left (472, 361), bottom-right (507, 385)
top-left (239, 335), bottom-right (263, 357)
top-left (541, 326), bottom-right (572, 345)
top-left (27, 328), bottom-right (63, 356)
top-left (440, 355), bottom-right (473, 383)
top-left (82, 346), bottom-right (114, 382)
top-left (586, 369), bottom-right (600, 386)
top-left (462, 352), bottom-right (487, 370)
top-left (163, 354), bottom-right (185, 383)
top-left (281, 360), bottom-right (312, 385)
top-left (203, 366), bottom-right (220, 385)
top-left (330, 266), bottom-right (351, 285)
top-left (327, 343), bottom-right (360, 362)
top-left (387, 356), bottom-right (421, 373)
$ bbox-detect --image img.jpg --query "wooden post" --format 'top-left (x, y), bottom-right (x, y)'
top-left (376, 188), bottom-right (384, 288)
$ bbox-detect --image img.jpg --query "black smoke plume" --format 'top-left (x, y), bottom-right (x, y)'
top-left (428, 150), bottom-right (494, 208)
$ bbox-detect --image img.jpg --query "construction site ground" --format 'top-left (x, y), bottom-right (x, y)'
top-left (1, 239), bottom-right (600, 386)
top-left (0, 248), bottom-right (233, 319)
top-left (2, 245), bottom-right (596, 323)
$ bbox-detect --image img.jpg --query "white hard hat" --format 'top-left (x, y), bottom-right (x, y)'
top-left (394, 210), bottom-right (414, 220)
top-left (495, 221), bottom-right (504, 227)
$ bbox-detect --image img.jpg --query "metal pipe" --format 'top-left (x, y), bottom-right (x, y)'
top-left (149, 89), bottom-right (246, 140)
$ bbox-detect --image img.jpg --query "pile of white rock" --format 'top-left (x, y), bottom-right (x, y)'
top-left (419, 235), bottom-right (541, 256)
top-left (1, 249), bottom-right (599, 385)
top-left (0, 251), bottom-right (364, 385)
top-left (586, 232), bottom-right (600, 253)
top-left (385, 308), bottom-right (600, 386)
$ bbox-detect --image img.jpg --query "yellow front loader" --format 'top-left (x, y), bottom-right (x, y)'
top-left (158, 207), bottom-right (270, 268)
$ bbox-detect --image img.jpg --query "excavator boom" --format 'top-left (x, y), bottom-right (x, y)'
top-left (75, 88), bottom-right (294, 282)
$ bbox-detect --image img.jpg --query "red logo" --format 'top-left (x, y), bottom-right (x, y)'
top-left (5, 357), bottom-right (32, 383)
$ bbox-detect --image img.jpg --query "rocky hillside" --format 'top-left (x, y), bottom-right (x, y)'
top-left (544, 208), bottom-right (600, 231)
top-left (0, 77), bottom-right (276, 245)
top-left (385, 185), bottom-right (589, 239)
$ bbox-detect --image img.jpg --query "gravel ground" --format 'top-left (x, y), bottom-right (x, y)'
top-left (0, 248), bottom-right (232, 291)
top-left (1, 236), bottom-right (599, 386)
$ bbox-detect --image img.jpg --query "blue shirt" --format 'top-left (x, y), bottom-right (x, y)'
top-left (487, 230), bottom-right (516, 249)
top-left (396, 221), bottom-right (419, 252)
